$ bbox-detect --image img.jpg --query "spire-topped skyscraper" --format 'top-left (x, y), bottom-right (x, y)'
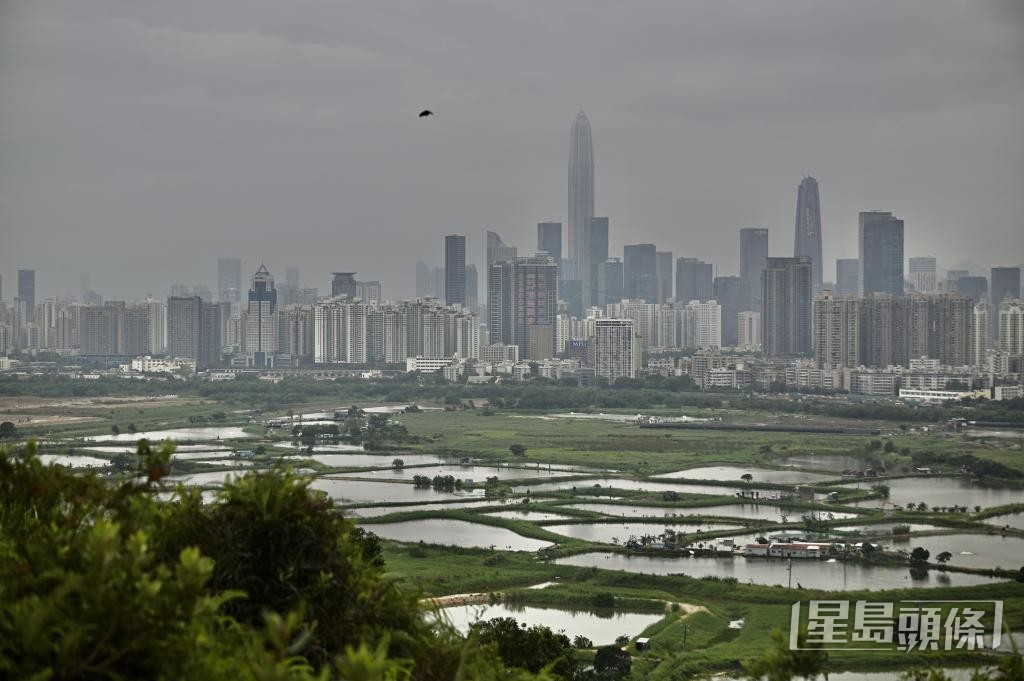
top-left (794, 176), bottom-right (823, 294)
top-left (568, 111), bottom-right (594, 302)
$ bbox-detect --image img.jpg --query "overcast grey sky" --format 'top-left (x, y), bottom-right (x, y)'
top-left (1, 0), bottom-right (1022, 301)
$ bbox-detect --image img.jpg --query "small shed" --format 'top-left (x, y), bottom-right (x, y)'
top-left (635, 638), bottom-right (650, 651)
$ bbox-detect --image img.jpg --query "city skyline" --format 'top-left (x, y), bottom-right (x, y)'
top-left (1, 2), bottom-right (1021, 300)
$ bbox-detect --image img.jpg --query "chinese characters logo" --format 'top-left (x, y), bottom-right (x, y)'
top-left (790, 600), bottom-right (1003, 652)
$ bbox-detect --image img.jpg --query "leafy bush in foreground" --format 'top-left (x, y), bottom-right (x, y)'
top-left (0, 440), bottom-right (552, 681)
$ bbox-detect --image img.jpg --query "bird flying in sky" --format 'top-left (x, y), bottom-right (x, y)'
top-left (418, 110), bottom-right (433, 117)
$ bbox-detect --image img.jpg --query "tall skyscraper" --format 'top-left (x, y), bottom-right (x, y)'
top-left (167, 296), bottom-right (201, 361)
top-left (588, 217), bottom-right (609, 305)
top-left (675, 258), bottom-right (713, 304)
top-left (568, 111), bottom-right (595, 288)
top-left (623, 244), bottom-right (658, 303)
top-left (331, 272), bottom-right (358, 299)
top-left (246, 264), bottom-right (278, 367)
top-left (812, 293), bottom-right (864, 369)
top-left (537, 222), bottom-right (562, 268)
top-left (444, 234), bottom-right (466, 306)
top-left (713, 275), bottom-right (749, 347)
top-left (761, 256), bottom-right (812, 357)
top-left (794, 177), bottom-right (823, 293)
top-left (908, 257), bottom-right (937, 293)
top-left (598, 258), bottom-right (624, 307)
top-left (415, 261), bottom-right (432, 298)
top-left (835, 259), bottom-right (859, 296)
top-left (656, 251), bottom-right (673, 304)
top-left (17, 270), bottom-right (35, 322)
top-left (858, 211), bottom-right (904, 297)
top-left (956, 276), bottom-right (988, 304)
top-left (990, 266), bottom-right (1021, 342)
top-left (217, 258), bottom-right (242, 304)
top-left (465, 264), bottom-right (478, 312)
top-left (998, 299), bottom-right (1024, 355)
top-left (487, 255), bottom-right (558, 359)
top-left (740, 228), bottom-right (768, 311)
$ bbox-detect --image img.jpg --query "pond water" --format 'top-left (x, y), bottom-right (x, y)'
top-left (517, 478), bottom-right (741, 497)
top-left (287, 442), bottom-right (365, 452)
top-left (361, 519), bottom-right (552, 551)
top-left (831, 523), bottom-right (949, 537)
top-left (284, 452), bottom-right (450, 468)
top-left (895, 532), bottom-right (1024, 569)
top-left (725, 671), bottom-right (974, 681)
top-left (776, 454), bottom-right (873, 473)
top-left (83, 427), bottom-right (252, 442)
top-left (435, 603), bottom-right (663, 645)
top-left (841, 476), bottom-right (1024, 511)
top-left (545, 522), bottom-right (744, 544)
top-left (310, 477), bottom-right (485, 504)
top-left (335, 465), bottom-right (561, 481)
top-left (83, 443), bottom-right (229, 453)
top-left (164, 468), bottom-right (256, 486)
top-left (656, 465), bottom-right (837, 485)
top-left (563, 502), bottom-right (857, 523)
top-left (37, 454), bottom-right (110, 468)
top-left (344, 499), bottom-right (500, 518)
top-left (486, 510), bottom-right (579, 522)
top-left (984, 511), bottom-right (1024, 531)
top-left (552, 553), bottom-right (1004, 590)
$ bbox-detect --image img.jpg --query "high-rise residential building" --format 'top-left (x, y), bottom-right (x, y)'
top-left (17, 270), bottom-right (35, 322)
top-left (588, 217), bottom-right (610, 306)
top-left (713, 276), bottom-right (749, 347)
top-left (607, 299), bottom-right (658, 350)
top-left (738, 311), bottom-right (761, 350)
top-left (990, 267), bottom-right (1021, 343)
top-left (444, 234), bottom-right (466, 306)
top-left (598, 259), bottom-right (624, 308)
top-left (465, 264), bottom-right (478, 312)
top-left (971, 303), bottom-right (989, 367)
top-left (568, 111), bottom-right (594, 284)
top-left (998, 299), bottom-right (1024, 355)
top-left (331, 272), bottom-right (358, 299)
top-left (908, 257), bottom-right (937, 293)
top-left (356, 281), bottom-right (382, 304)
top-left (794, 177), bottom-right (823, 293)
top-left (740, 228), bottom-right (769, 311)
top-left (313, 299), bottom-right (367, 364)
top-left (858, 211), bottom-right (904, 297)
top-left (835, 259), bottom-right (859, 297)
top-left (167, 296), bottom-right (201, 360)
top-left (80, 304), bottom-right (121, 356)
top-left (687, 300), bottom-right (722, 349)
top-left (761, 256), bottom-right (812, 357)
top-left (813, 293), bottom-right (864, 369)
top-left (955, 275), bottom-right (988, 304)
top-left (656, 251), bottom-right (673, 304)
top-left (675, 257), bottom-right (713, 304)
top-left (217, 258), bottom-right (242, 304)
top-left (415, 261), bottom-right (433, 298)
top-left (537, 222), bottom-right (562, 271)
top-left (623, 245), bottom-right (658, 304)
top-left (487, 255), bottom-right (558, 359)
top-left (592, 319), bottom-right (634, 381)
top-left (929, 293), bottom-right (974, 367)
top-left (279, 266), bottom-right (301, 307)
top-left (246, 264), bottom-right (278, 367)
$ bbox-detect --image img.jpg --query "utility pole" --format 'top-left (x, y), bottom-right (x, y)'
top-left (787, 558), bottom-right (793, 589)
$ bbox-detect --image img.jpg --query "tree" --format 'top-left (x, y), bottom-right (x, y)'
top-left (0, 440), bottom-right (543, 681)
top-left (936, 551), bottom-right (953, 564)
top-left (741, 473), bottom-right (754, 483)
top-left (111, 424), bottom-right (120, 436)
top-left (509, 444), bottom-right (527, 457)
top-left (594, 645), bottom-right (631, 678)
top-left (883, 441), bottom-right (896, 453)
top-left (910, 547), bottom-right (931, 564)
top-left (470, 617), bottom-right (577, 679)
top-left (572, 635), bottom-right (592, 649)
top-left (392, 458), bottom-right (405, 469)
top-left (0, 422), bottom-right (15, 438)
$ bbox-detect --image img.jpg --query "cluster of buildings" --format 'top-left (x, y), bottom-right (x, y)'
top-left (2, 111), bottom-right (1022, 399)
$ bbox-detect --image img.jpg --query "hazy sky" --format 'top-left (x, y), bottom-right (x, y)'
top-left (1, 0), bottom-right (1022, 301)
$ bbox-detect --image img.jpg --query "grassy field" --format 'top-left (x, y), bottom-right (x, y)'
top-left (7, 391), bottom-right (1024, 679)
